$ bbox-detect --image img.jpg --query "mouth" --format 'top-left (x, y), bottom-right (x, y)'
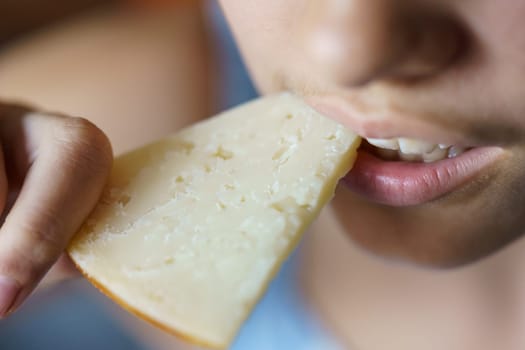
top-left (306, 96), bottom-right (505, 207)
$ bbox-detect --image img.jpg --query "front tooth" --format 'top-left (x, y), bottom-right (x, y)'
top-left (366, 138), bottom-right (399, 150)
top-left (422, 147), bottom-right (448, 163)
top-left (398, 138), bottom-right (436, 154)
top-left (399, 152), bottom-right (423, 162)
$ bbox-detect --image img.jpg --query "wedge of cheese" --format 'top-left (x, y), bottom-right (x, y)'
top-left (68, 93), bottom-right (361, 349)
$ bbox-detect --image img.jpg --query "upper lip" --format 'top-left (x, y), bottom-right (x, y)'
top-left (303, 93), bottom-right (491, 148)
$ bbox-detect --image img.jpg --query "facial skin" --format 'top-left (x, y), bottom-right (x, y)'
top-left (218, 0), bottom-right (525, 267)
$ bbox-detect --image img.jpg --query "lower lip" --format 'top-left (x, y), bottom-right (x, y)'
top-left (343, 147), bottom-right (504, 206)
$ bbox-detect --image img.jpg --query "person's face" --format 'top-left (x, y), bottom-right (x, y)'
top-left (218, 0), bottom-right (525, 267)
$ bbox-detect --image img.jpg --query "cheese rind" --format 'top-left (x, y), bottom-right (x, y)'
top-left (68, 93), bottom-right (361, 349)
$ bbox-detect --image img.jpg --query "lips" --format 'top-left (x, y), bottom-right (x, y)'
top-left (344, 146), bottom-right (503, 206)
top-left (306, 95), bottom-right (505, 206)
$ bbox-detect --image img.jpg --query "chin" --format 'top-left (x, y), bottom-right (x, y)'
top-left (346, 228), bottom-right (513, 269)
top-left (331, 184), bottom-right (525, 269)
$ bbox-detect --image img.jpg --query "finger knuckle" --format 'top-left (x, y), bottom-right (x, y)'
top-left (0, 242), bottom-right (57, 284)
top-left (54, 117), bottom-right (113, 176)
top-left (7, 210), bottom-right (65, 262)
top-left (27, 216), bottom-right (63, 252)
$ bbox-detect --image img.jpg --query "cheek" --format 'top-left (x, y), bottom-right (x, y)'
top-left (451, 0), bottom-right (525, 130)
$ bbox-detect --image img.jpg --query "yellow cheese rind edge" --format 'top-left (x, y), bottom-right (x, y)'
top-left (71, 263), bottom-right (223, 349)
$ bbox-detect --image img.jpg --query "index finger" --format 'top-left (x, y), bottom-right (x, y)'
top-left (0, 105), bottom-right (112, 317)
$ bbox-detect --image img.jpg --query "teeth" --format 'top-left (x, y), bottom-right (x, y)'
top-left (399, 152), bottom-right (422, 162)
top-left (422, 147), bottom-right (448, 163)
top-left (398, 138), bottom-right (436, 154)
top-left (366, 138), bottom-right (399, 150)
top-left (365, 137), bottom-right (467, 163)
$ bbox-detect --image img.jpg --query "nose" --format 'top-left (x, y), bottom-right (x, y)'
top-left (299, 0), bottom-right (465, 85)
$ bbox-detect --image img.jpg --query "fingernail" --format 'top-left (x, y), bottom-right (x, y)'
top-left (0, 276), bottom-right (20, 318)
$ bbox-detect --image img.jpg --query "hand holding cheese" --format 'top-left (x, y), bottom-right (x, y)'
top-left (68, 93), bottom-right (361, 349)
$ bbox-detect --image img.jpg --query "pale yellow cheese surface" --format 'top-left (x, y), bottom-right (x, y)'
top-left (68, 93), bottom-right (360, 349)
